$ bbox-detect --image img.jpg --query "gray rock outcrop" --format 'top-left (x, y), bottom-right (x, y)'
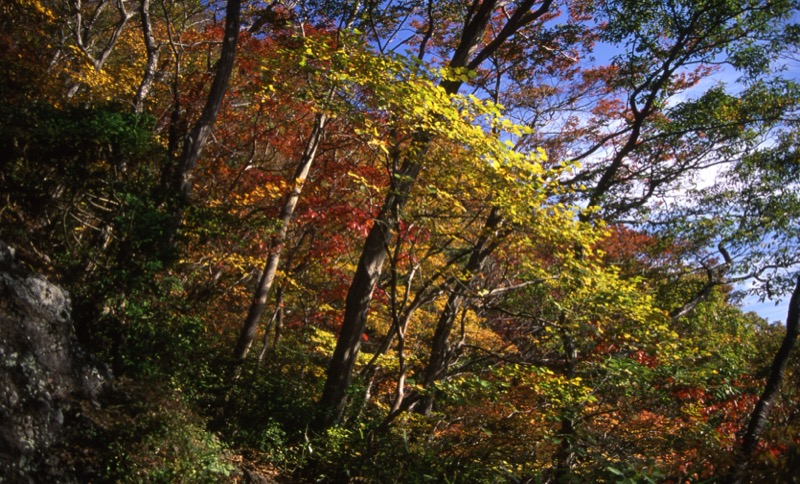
top-left (0, 241), bottom-right (105, 481)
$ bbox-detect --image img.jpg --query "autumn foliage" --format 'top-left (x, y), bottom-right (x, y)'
top-left (2, 0), bottom-right (800, 481)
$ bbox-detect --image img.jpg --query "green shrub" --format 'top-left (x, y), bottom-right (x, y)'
top-left (96, 380), bottom-right (235, 483)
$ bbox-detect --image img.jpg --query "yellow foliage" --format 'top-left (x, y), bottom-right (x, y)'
top-left (17, 0), bottom-right (55, 21)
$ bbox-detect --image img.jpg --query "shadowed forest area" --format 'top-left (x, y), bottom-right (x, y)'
top-left (2, 0), bottom-right (800, 481)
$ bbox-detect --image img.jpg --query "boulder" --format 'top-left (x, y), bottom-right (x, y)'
top-left (0, 241), bottom-right (105, 481)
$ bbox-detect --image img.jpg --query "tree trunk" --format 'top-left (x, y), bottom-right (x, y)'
top-left (553, 324), bottom-right (578, 481)
top-left (133, 0), bottom-right (159, 113)
top-left (171, 0), bottom-right (242, 204)
top-left (232, 113), bottom-right (327, 369)
top-left (316, 145), bottom-right (428, 426)
top-left (419, 207), bottom-right (503, 413)
top-left (257, 285), bottom-right (284, 365)
top-left (316, 0), bottom-right (555, 428)
top-left (738, 276), bottom-right (800, 471)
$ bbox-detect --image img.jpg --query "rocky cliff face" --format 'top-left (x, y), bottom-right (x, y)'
top-left (0, 241), bottom-right (105, 481)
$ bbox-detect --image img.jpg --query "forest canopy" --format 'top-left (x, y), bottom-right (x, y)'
top-left (2, 0), bottom-right (800, 481)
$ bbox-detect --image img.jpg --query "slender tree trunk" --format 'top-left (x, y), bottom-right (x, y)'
top-left (134, 0), bottom-right (159, 113)
top-left (172, 0), bottom-right (242, 204)
top-left (388, 311), bottom-right (413, 415)
top-left (738, 276), bottom-right (800, 473)
top-left (154, 0), bottom-right (241, 260)
top-left (257, 285), bottom-right (284, 364)
top-left (316, 144), bottom-right (428, 426)
top-left (419, 207), bottom-right (503, 413)
top-left (160, 0), bottom-right (183, 181)
top-left (232, 113), bottom-right (328, 369)
top-left (554, 324), bottom-right (578, 482)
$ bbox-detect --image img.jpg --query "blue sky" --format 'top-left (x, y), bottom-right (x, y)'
top-left (742, 296), bottom-right (789, 324)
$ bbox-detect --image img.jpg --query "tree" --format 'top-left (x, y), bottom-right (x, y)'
top-left (318, 0), bottom-right (558, 429)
